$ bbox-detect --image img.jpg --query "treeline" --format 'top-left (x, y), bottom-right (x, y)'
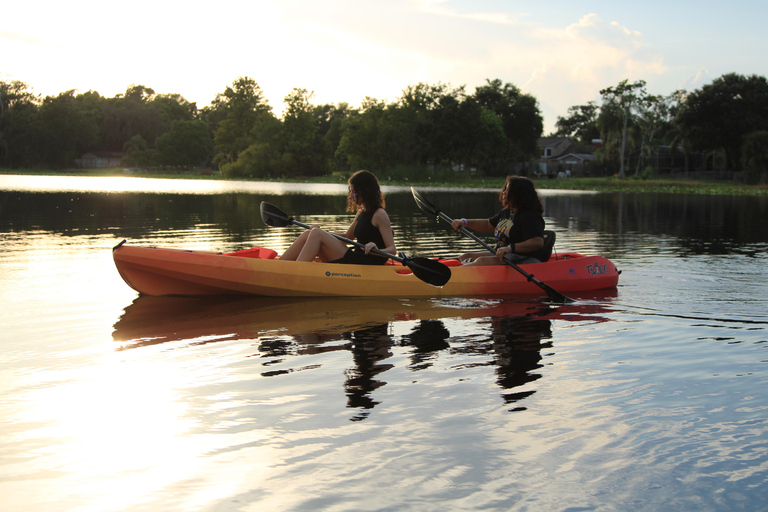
top-left (556, 73), bottom-right (768, 183)
top-left (0, 77), bottom-right (541, 179)
top-left (1, 73), bottom-right (767, 182)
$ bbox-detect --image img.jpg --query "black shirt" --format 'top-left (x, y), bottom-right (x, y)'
top-left (489, 208), bottom-right (546, 260)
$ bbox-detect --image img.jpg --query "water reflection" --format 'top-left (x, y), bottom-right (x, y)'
top-left (113, 293), bottom-right (616, 420)
top-left (490, 316), bottom-right (552, 411)
top-left (401, 320), bottom-right (451, 370)
top-left (3, 182), bottom-right (766, 262)
top-left (344, 324), bottom-right (394, 421)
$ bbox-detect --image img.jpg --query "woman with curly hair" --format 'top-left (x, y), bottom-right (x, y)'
top-left (451, 175), bottom-right (546, 266)
top-left (279, 170), bottom-right (396, 264)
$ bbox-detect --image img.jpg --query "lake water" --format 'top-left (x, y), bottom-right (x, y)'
top-left (1, 175), bottom-right (767, 511)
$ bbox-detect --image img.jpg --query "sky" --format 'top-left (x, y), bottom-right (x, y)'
top-left (2, 0), bottom-right (767, 134)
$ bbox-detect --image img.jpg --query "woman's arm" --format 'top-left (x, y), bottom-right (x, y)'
top-left (450, 218), bottom-right (494, 231)
top-left (342, 212), bottom-right (360, 240)
top-left (369, 208), bottom-right (396, 255)
top-left (495, 236), bottom-right (544, 260)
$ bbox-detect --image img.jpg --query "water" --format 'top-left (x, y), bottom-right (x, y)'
top-left (1, 175), bottom-right (767, 511)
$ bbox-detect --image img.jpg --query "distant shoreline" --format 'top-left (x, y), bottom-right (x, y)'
top-left (1, 168), bottom-right (766, 195)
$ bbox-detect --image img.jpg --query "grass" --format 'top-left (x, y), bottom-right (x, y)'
top-left (2, 167), bottom-right (766, 195)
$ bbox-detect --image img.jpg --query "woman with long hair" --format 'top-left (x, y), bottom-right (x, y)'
top-left (279, 170), bottom-right (396, 264)
top-left (451, 175), bottom-right (546, 266)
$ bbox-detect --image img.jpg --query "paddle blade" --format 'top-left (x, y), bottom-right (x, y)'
top-left (260, 202), bottom-right (293, 227)
top-left (411, 187), bottom-right (440, 216)
top-left (540, 285), bottom-right (575, 304)
top-left (404, 257), bottom-right (452, 287)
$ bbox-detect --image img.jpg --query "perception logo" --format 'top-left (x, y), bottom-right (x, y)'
top-left (326, 271), bottom-right (362, 278)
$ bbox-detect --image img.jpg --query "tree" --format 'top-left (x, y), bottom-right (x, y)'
top-left (676, 73), bottom-right (768, 172)
top-left (210, 77), bottom-right (272, 167)
top-left (335, 97), bottom-right (411, 172)
top-left (741, 130), bottom-right (768, 184)
top-left (632, 91), bottom-right (682, 175)
top-left (599, 79), bottom-right (648, 179)
top-left (36, 90), bottom-right (102, 168)
top-left (318, 102), bottom-right (351, 172)
top-left (0, 79), bottom-right (40, 166)
top-left (474, 79), bottom-right (543, 171)
top-left (279, 88), bottom-right (330, 177)
top-left (155, 119), bottom-right (214, 167)
top-left (555, 101), bottom-right (600, 143)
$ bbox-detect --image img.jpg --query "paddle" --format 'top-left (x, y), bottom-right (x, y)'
top-left (259, 201), bottom-right (451, 287)
top-left (410, 187), bottom-right (575, 303)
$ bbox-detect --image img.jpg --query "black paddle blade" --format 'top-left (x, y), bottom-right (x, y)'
top-left (411, 187), bottom-right (440, 216)
top-left (260, 202), bottom-right (293, 227)
top-left (404, 257), bottom-right (451, 287)
top-left (541, 285), bottom-right (576, 304)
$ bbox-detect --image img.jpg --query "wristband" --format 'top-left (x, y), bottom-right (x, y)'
top-left (461, 218), bottom-right (468, 227)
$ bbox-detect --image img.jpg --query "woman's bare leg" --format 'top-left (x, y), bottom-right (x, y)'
top-left (457, 250), bottom-right (490, 262)
top-left (297, 228), bottom-right (349, 262)
top-left (461, 255), bottom-right (503, 266)
top-left (279, 230), bottom-right (311, 261)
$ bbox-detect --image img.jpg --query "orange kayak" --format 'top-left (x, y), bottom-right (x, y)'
top-left (112, 241), bottom-right (620, 298)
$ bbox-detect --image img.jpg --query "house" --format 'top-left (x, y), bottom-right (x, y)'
top-left (536, 137), bottom-right (597, 177)
top-left (76, 151), bottom-right (123, 169)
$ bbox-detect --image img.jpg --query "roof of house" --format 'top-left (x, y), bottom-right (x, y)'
top-left (554, 152), bottom-right (597, 162)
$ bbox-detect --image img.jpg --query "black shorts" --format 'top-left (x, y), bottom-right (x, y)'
top-left (329, 248), bottom-right (387, 265)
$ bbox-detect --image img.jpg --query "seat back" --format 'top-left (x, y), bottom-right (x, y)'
top-left (541, 230), bottom-right (556, 262)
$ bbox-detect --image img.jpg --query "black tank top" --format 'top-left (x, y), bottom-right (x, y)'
top-left (354, 208), bottom-right (385, 249)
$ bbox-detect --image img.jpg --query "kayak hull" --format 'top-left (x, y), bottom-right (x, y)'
top-left (112, 243), bottom-right (620, 298)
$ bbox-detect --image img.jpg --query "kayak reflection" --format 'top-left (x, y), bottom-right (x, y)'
top-left (113, 292), bottom-right (616, 418)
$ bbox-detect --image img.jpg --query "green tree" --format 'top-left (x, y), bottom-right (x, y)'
top-left (335, 97), bottom-right (413, 173)
top-left (36, 90), bottom-right (102, 168)
top-left (210, 77), bottom-right (272, 167)
top-left (122, 134), bottom-right (154, 167)
top-left (633, 91), bottom-right (682, 175)
top-left (223, 108), bottom-right (283, 178)
top-left (741, 130), bottom-right (768, 184)
top-left (474, 78), bottom-right (543, 172)
top-left (315, 102), bottom-right (351, 173)
top-left (155, 119), bottom-right (214, 167)
top-left (398, 82), bottom-right (456, 167)
top-left (555, 101), bottom-right (600, 143)
top-left (676, 73), bottom-right (768, 172)
top-left (0, 79), bottom-right (39, 167)
top-left (600, 79), bottom-right (648, 179)
top-left (278, 88), bottom-right (330, 177)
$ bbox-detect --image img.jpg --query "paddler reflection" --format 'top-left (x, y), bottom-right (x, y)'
top-left (489, 315), bottom-right (553, 411)
top-left (113, 293), bottom-right (616, 420)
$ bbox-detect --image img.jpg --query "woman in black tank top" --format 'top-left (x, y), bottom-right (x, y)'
top-left (279, 170), bottom-right (396, 265)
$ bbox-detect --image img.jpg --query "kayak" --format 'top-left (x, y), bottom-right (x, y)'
top-left (112, 241), bottom-right (620, 298)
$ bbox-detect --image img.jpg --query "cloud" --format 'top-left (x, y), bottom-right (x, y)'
top-left (0, 31), bottom-right (47, 47)
top-left (681, 68), bottom-right (710, 91)
top-left (412, 0), bottom-right (530, 25)
top-left (508, 13), bottom-right (668, 131)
